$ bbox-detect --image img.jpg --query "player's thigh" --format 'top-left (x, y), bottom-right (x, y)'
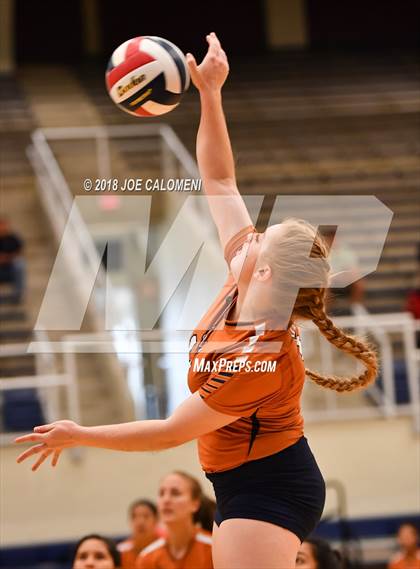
top-left (212, 521), bottom-right (219, 540)
top-left (211, 521), bottom-right (220, 567)
top-left (212, 518), bottom-right (300, 569)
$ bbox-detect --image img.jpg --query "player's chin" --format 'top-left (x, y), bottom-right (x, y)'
top-left (230, 271), bottom-right (240, 284)
top-left (159, 509), bottom-right (176, 522)
top-left (230, 256), bottom-right (244, 282)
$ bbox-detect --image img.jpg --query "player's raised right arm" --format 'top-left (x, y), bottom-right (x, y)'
top-left (187, 33), bottom-right (253, 250)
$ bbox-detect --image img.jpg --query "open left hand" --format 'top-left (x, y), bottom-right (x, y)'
top-left (186, 32), bottom-right (229, 93)
top-left (15, 419), bottom-right (81, 471)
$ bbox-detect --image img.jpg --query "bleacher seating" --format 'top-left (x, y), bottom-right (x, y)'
top-left (0, 75), bottom-right (47, 432)
top-left (75, 51), bottom-right (420, 315)
top-left (0, 72), bottom-right (129, 434)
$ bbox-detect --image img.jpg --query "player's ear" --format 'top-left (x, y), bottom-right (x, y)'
top-left (254, 264), bottom-right (271, 282)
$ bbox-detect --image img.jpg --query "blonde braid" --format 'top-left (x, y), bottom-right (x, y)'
top-left (261, 217), bottom-right (379, 392)
top-left (305, 304), bottom-right (378, 392)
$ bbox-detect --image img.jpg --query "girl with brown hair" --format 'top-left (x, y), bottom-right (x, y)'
top-left (136, 471), bottom-right (213, 568)
top-left (72, 534), bottom-right (121, 569)
top-left (117, 499), bottom-right (160, 569)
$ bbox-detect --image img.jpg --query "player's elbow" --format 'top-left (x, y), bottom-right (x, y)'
top-left (160, 417), bottom-right (194, 449)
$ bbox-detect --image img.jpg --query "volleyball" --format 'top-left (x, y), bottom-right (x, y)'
top-left (105, 36), bottom-right (190, 117)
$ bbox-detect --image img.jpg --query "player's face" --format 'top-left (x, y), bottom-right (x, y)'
top-left (131, 505), bottom-right (157, 537)
top-left (296, 542), bottom-right (317, 569)
top-left (73, 538), bottom-right (115, 569)
top-left (157, 474), bottom-right (200, 525)
top-left (398, 525), bottom-right (418, 549)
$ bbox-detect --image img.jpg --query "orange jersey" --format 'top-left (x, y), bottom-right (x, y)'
top-left (136, 530), bottom-right (213, 569)
top-left (118, 538), bottom-right (140, 569)
top-left (389, 551), bottom-right (420, 569)
top-left (188, 225), bottom-right (305, 473)
top-left (118, 533), bottom-right (161, 569)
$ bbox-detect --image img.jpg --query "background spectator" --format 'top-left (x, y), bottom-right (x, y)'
top-left (136, 471), bottom-right (213, 568)
top-left (296, 537), bottom-right (343, 569)
top-left (0, 217), bottom-right (25, 304)
top-left (388, 523), bottom-right (420, 569)
top-left (405, 244), bottom-right (420, 346)
top-left (117, 499), bottom-right (160, 569)
top-left (72, 534), bottom-right (121, 569)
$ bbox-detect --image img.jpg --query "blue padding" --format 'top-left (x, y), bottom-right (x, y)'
top-left (375, 360), bottom-right (410, 405)
top-left (313, 513), bottom-right (420, 540)
top-left (393, 360), bottom-right (410, 404)
top-left (0, 536), bottom-right (126, 568)
top-left (2, 389), bottom-right (45, 431)
top-left (0, 540), bottom-right (73, 568)
top-left (2, 514), bottom-right (420, 568)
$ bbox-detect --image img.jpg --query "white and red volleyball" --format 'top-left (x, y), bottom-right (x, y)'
top-left (105, 36), bottom-right (190, 117)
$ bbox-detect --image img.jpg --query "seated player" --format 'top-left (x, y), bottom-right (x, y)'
top-left (296, 537), bottom-right (343, 569)
top-left (0, 217), bottom-right (25, 304)
top-left (72, 534), bottom-right (120, 569)
top-left (388, 523), bottom-right (420, 569)
top-left (118, 499), bottom-right (161, 569)
top-left (136, 471), bottom-right (213, 568)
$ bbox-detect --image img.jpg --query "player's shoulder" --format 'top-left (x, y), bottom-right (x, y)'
top-left (117, 538), bottom-right (134, 552)
top-left (388, 552), bottom-right (404, 568)
top-left (139, 537), bottom-right (166, 557)
top-left (195, 530), bottom-right (213, 546)
top-left (389, 550), bottom-right (420, 567)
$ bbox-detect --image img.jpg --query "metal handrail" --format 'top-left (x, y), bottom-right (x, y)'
top-left (26, 123), bottom-right (219, 420)
top-left (302, 311), bottom-right (419, 429)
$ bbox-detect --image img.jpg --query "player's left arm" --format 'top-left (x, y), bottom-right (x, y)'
top-left (15, 392), bottom-right (238, 471)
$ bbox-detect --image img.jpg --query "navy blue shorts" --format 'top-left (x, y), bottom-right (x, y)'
top-left (205, 436), bottom-right (325, 542)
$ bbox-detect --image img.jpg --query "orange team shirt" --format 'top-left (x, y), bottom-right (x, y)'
top-left (118, 533), bottom-right (162, 569)
top-left (136, 530), bottom-right (213, 569)
top-left (388, 551), bottom-right (420, 569)
top-left (188, 224), bottom-right (306, 473)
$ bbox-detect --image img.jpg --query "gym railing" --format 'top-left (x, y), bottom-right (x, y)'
top-left (25, 124), bottom-right (220, 423)
top-left (24, 125), bottom-right (419, 432)
top-left (301, 311), bottom-right (419, 431)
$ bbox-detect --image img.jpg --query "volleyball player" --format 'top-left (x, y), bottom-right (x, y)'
top-left (117, 499), bottom-right (160, 569)
top-left (136, 471), bottom-right (213, 568)
top-left (388, 523), bottom-right (420, 569)
top-left (296, 538), bottom-right (343, 569)
top-left (72, 534), bottom-right (120, 569)
top-left (16, 33), bottom-right (378, 569)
